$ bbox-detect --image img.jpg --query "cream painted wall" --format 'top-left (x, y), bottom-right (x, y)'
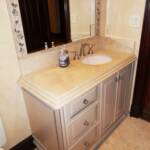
top-left (0, 0), bottom-right (31, 149)
top-left (100, 0), bottom-right (146, 55)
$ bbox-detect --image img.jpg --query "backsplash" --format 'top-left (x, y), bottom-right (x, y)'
top-left (18, 36), bottom-right (136, 75)
top-left (18, 37), bottom-right (100, 75)
top-left (98, 36), bottom-right (136, 53)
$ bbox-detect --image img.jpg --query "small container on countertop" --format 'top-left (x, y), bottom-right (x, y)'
top-left (59, 46), bottom-right (70, 68)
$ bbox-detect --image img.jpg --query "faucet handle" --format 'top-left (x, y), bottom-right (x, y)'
top-left (71, 51), bottom-right (80, 60)
top-left (88, 44), bottom-right (95, 54)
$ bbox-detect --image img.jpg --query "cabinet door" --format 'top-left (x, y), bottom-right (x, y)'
top-left (101, 73), bottom-right (117, 134)
top-left (116, 65), bottom-right (132, 119)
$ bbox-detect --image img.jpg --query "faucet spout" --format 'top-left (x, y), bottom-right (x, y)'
top-left (79, 43), bottom-right (87, 57)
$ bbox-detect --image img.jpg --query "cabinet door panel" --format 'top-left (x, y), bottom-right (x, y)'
top-left (101, 73), bottom-right (117, 134)
top-left (116, 65), bottom-right (132, 119)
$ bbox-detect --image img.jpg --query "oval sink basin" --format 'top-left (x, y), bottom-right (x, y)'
top-left (82, 54), bottom-right (112, 65)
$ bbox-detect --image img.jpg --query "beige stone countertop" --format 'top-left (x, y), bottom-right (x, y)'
top-left (20, 49), bottom-right (137, 109)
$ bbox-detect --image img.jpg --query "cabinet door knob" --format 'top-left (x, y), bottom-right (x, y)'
top-left (84, 141), bottom-right (90, 147)
top-left (115, 77), bottom-right (118, 82)
top-left (83, 99), bottom-right (89, 105)
top-left (118, 75), bottom-right (121, 81)
top-left (115, 76), bottom-right (121, 82)
top-left (83, 120), bottom-right (90, 126)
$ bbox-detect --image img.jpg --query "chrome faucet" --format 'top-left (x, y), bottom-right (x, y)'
top-left (79, 43), bottom-right (88, 57)
top-left (72, 43), bottom-right (95, 60)
top-left (79, 43), bottom-right (95, 56)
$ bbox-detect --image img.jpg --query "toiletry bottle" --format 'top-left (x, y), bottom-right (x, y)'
top-left (51, 41), bottom-right (55, 48)
top-left (59, 46), bottom-right (70, 68)
top-left (44, 42), bottom-right (48, 50)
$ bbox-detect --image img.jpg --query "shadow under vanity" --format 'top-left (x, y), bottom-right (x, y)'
top-left (20, 49), bottom-right (136, 150)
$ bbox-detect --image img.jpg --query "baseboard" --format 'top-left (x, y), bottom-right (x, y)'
top-left (10, 136), bottom-right (36, 150)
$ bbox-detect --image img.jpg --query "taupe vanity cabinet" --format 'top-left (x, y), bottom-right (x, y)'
top-left (22, 63), bottom-right (134, 150)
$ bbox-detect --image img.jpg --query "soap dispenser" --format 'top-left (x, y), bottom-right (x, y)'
top-left (59, 45), bottom-right (70, 68)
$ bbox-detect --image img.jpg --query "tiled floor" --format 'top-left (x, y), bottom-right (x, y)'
top-left (98, 117), bottom-right (150, 150)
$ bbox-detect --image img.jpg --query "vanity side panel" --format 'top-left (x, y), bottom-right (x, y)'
top-left (54, 110), bottom-right (66, 150)
top-left (23, 90), bottom-right (59, 150)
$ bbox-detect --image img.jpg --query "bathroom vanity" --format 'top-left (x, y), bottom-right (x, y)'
top-left (20, 49), bottom-right (136, 150)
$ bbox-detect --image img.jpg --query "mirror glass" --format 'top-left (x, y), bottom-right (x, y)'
top-left (70, 0), bottom-right (96, 41)
top-left (18, 0), bottom-right (96, 53)
top-left (105, 0), bottom-right (139, 38)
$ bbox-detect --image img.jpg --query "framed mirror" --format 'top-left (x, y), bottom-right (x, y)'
top-left (7, 0), bottom-right (99, 55)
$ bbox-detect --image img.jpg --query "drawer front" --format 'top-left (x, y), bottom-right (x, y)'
top-left (68, 104), bottom-right (98, 144)
top-left (65, 87), bottom-right (97, 121)
top-left (70, 127), bottom-right (98, 150)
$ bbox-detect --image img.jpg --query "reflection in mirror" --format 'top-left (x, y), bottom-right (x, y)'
top-left (70, 0), bottom-right (96, 41)
top-left (17, 0), bottom-right (96, 53)
top-left (18, 0), bottom-right (71, 53)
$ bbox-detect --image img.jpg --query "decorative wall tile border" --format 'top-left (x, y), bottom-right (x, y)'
top-left (6, 0), bottom-right (27, 57)
top-left (96, 0), bottom-right (100, 36)
top-left (6, 0), bottom-right (100, 57)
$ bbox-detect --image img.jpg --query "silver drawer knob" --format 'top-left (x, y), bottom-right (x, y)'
top-left (83, 99), bottom-right (89, 105)
top-left (83, 120), bottom-right (90, 126)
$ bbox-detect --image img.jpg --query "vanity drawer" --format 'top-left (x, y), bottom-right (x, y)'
top-left (65, 87), bottom-right (97, 121)
top-left (70, 127), bottom-right (98, 150)
top-left (68, 103), bottom-right (98, 145)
